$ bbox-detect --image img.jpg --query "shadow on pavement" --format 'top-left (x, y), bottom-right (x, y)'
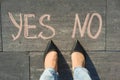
top-left (86, 53), bottom-right (100, 80)
top-left (58, 51), bottom-right (73, 80)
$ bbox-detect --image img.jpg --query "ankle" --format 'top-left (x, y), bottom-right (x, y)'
top-left (71, 52), bottom-right (85, 70)
top-left (44, 51), bottom-right (58, 71)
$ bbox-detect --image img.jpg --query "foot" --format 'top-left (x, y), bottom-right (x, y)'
top-left (44, 51), bottom-right (58, 71)
top-left (71, 52), bottom-right (85, 70)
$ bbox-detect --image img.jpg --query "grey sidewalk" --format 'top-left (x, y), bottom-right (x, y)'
top-left (0, 0), bottom-right (120, 80)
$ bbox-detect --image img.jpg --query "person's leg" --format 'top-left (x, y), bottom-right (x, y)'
top-left (40, 68), bottom-right (59, 80)
top-left (71, 52), bottom-right (92, 80)
top-left (74, 67), bottom-right (91, 80)
top-left (39, 51), bottom-right (59, 80)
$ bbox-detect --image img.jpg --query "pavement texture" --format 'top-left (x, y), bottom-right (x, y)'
top-left (0, 0), bottom-right (120, 80)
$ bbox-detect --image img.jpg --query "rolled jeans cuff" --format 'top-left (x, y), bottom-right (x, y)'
top-left (39, 68), bottom-right (59, 80)
top-left (74, 67), bottom-right (92, 80)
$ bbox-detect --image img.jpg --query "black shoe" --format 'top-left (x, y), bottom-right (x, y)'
top-left (44, 40), bottom-right (60, 62)
top-left (71, 40), bottom-right (86, 60)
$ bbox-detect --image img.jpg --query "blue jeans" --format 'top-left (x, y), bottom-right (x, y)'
top-left (39, 67), bottom-right (92, 80)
